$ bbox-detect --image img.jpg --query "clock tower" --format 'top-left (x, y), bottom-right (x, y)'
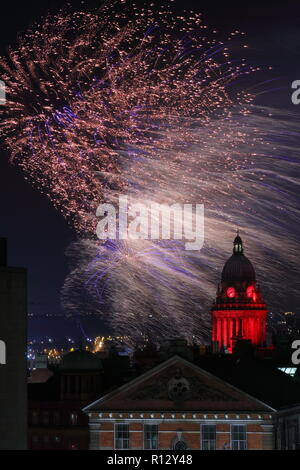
top-left (211, 232), bottom-right (267, 353)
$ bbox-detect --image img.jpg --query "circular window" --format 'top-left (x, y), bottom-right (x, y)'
top-left (168, 376), bottom-right (190, 401)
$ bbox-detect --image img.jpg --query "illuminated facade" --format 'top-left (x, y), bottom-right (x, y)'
top-left (83, 356), bottom-right (275, 450)
top-left (212, 233), bottom-right (267, 353)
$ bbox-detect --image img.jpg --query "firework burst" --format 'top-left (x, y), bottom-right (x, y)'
top-left (62, 105), bottom-right (300, 344)
top-left (0, 1), bottom-right (256, 233)
top-left (1, 1), bottom-right (299, 343)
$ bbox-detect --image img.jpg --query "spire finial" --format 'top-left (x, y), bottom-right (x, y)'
top-left (233, 230), bottom-right (243, 254)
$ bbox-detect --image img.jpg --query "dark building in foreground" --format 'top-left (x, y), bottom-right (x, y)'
top-left (0, 238), bottom-right (27, 449)
top-left (28, 349), bottom-right (103, 450)
top-left (82, 345), bottom-right (300, 450)
top-left (83, 355), bottom-right (275, 450)
top-left (28, 346), bottom-right (131, 450)
top-left (276, 405), bottom-right (300, 450)
top-left (27, 340), bottom-right (300, 450)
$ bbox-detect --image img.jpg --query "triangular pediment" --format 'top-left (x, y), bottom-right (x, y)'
top-left (83, 355), bottom-right (274, 413)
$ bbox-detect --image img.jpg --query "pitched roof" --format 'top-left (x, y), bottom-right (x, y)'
top-left (83, 355), bottom-right (275, 413)
top-left (196, 356), bottom-right (300, 410)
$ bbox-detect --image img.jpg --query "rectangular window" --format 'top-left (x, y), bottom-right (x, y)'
top-left (287, 419), bottom-right (299, 450)
top-left (31, 411), bottom-right (39, 425)
top-left (231, 424), bottom-right (247, 450)
top-left (144, 424), bottom-right (158, 449)
top-left (115, 423), bottom-right (129, 450)
top-left (201, 424), bottom-right (216, 450)
top-left (53, 411), bottom-right (60, 425)
top-left (70, 413), bottom-right (78, 426)
top-left (42, 411), bottom-right (49, 425)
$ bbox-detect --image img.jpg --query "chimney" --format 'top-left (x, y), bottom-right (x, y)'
top-left (0, 238), bottom-right (7, 266)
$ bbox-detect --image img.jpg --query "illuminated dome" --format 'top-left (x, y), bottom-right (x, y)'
top-left (60, 349), bottom-right (102, 371)
top-left (221, 233), bottom-right (256, 283)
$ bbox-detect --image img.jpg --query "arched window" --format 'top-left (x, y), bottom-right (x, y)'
top-left (174, 440), bottom-right (187, 450)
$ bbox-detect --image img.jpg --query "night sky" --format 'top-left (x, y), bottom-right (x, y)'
top-left (0, 0), bottom-right (299, 339)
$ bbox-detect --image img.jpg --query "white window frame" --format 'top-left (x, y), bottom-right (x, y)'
top-left (201, 424), bottom-right (216, 450)
top-left (144, 423), bottom-right (159, 450)
top-left (231, 424), bottom-right (247, 450)
top-left (114, 422), bottom-right (130, 450)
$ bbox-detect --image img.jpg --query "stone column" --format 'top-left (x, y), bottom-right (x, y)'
top-left (217, 318), bottom-right (222, 350)
top-left (223, 319), bottom-right (227, 347)
top-left (229, 319), bottom-right (233, 350)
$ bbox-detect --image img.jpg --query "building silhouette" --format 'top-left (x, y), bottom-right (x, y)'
top-left (0, 237), bottom-right (27, 449)
top-left (28, 349), bottom-right (103, 450)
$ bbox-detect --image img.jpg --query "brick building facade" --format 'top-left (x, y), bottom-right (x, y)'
top-left (83, 355), bottom-right (275, 450)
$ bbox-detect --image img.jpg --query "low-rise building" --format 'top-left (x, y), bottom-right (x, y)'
top-left (83, 355), bottom-right (275, 450)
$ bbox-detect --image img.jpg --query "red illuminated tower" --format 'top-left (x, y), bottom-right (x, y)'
top-left (211, 232), bottom-right (267, 353)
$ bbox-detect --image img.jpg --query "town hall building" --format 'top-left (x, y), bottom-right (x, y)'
top-left (212, 232), bottom-right (267, 353)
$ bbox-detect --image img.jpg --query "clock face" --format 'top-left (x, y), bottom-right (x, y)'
top-left (226, 287), bottom-right (236, 298)
top-left (246, 285), bottom-right (256, 300)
